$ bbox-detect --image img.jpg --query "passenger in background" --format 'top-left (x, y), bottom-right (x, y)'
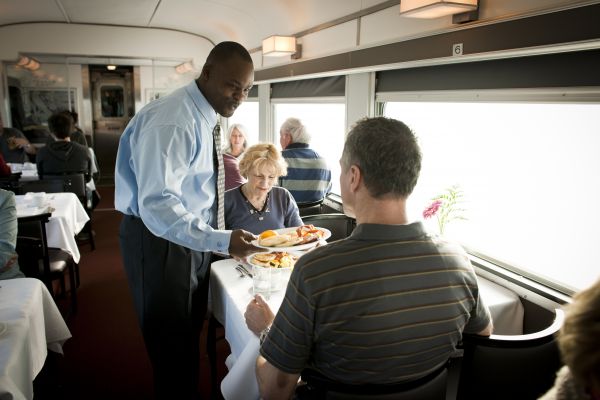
top-left (225, 143), bottom-right (302, 234)
top-left (62, 110), bottom-right (89, 147)
top-left (36, 112), bottom-right (91, 179)
top-left (0, 113), bottom-right (36, 163)
top-left (278, 117), bottom-right (332, 204)
top-left (0, 188), bottom-right (24, 280)
top-left (245, 117), bottom-right (493, 399)
top-left (539, 279), bottom-right (600, 400)
top-left (223, 123), bottom-right (248, 190)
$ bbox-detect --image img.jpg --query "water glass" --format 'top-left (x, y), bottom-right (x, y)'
top-left (252, 264), bottom-right (272, 300)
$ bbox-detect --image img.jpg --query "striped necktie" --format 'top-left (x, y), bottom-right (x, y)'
top-left (213, 122), bottom-right (226, 230)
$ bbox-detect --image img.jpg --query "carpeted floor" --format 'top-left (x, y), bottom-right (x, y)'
top-left (34, 186), bottom-right (230, 400)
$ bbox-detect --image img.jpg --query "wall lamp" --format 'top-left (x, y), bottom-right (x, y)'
top-left (400, 0), bottom-right (478, 20)
top-left (262, 35), bottom-right (302, 59)
top-left (17, 55), bottom-right (40, 71)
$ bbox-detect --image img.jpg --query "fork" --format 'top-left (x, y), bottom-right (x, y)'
top-left (236, 264), bottom-right (253, 278)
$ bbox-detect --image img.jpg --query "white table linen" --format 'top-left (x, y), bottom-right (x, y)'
top-left (15, 192), bottom-right (90, 263)
top-left (0, 278), bottom-right (72, 400)
top-left (210, 258), bottom-right (525, 400)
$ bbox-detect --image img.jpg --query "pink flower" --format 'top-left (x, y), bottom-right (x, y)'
top-left (423, 199), bottom-right (443, 219)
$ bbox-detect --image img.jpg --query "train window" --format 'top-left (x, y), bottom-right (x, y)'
top-left (101, 86), bottom-right (124, 117)
top-left (383, 99), bottom-right (600, 293)
top-left (273, 102), bottom-right (345, 195)
top-left (227, 100), bottom-right (259, 145)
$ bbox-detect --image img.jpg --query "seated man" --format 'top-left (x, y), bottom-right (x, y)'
top-left (36, 112), bottom-right (91, 179)
top-left (245, 117), bottom-right (493, 399)
top-left (278, 117), bottom-right (332, 204)
top-left (0, 113), bottom-right (37, 163)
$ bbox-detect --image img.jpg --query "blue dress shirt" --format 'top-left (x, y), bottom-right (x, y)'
top-left (114, 80), bottom-right (230, 253)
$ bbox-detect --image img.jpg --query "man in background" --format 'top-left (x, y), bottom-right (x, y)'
top-left (278, 117), bottom-right (331, 204)
top-left (0, 113), bottom-right (36, 163)
top-left (36, 112), bottom-right (91, 179)
top-left (246, 117), bottom-right (493, 399)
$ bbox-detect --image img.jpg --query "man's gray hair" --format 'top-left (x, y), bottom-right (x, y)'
top-left (341, 117), bottom-right (422, 199)
top-left (280, 117), bottom-right (311, 144)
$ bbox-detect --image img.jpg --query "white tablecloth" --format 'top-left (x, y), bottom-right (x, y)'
top-left (210, 259), bottom-right (525, 400)
top-left (0, 278), bottom-right (72, 400)
top-left (15, 192), bottom-right (90, 263)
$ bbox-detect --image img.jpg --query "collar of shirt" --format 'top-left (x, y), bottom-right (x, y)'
top-left (185, 80), bottom-right (218, 129)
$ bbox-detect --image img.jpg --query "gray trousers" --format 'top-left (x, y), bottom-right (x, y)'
top-left (119, 215), bottom-right (211, 399)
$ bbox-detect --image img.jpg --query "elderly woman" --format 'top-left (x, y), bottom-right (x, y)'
top-left (224, 143), bottom-right (302, 234)
top-left (223, 123), bottom-right (249, 190)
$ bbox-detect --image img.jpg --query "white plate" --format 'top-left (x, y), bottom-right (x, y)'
top-left (251, 227), bottom-right (331, 252)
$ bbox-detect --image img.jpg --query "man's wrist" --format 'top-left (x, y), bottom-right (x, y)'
top-left (259, 325), bottom-right (271, 344)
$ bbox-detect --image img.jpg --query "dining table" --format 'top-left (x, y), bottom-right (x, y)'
top-left (210, 258), bottom-right (525, 400)
top-left (15, 192), bottom-right (90, 263)
top-left (0, 278), bottom-right (72, 400)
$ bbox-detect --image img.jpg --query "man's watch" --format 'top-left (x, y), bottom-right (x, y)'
top-left (259, 326), bottom-right (271, 344)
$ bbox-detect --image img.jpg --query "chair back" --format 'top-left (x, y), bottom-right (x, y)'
top-left (297, 360), bottom-right (457, 400)
top-left (16, 213), bottom-right (52, 286)
top-left (0, 172), bottom-right (23, 194)
top-left (298, 199), bottom-right (324, 217)
top-left (457, 308), bottom-right (564, 400)
top-left (22, 173), bottom-right (87, 205)
top-left (302, 213), bottom-right (356, 242)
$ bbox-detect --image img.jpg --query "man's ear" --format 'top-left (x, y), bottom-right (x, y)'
top-left (349, 165), bottom-right (361, 193)
top-left (199, 65), bottom-right (210, 81)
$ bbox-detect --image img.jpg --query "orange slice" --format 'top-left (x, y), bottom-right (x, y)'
top-left (259, 230), bottom-right (277, 240)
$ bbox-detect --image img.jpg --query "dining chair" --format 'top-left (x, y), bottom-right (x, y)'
top-left (301, 213), bottom-right (356, 242)
top-left (0, 172), bottom-right (23, 194)
top-left (298, 198), bottom-right (324, 217)
top-left (296, 359), bottom-right (460, 400)
top-left (16, 212), bottom-right (78, 316)
top-left (456, 308), bottom-right (564, 400)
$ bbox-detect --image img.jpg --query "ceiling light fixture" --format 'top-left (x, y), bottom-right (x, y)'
top-left (262, 35), bottom-right (301, 58)
top-left (17, 55), bottom-right (40, 71)
top-left (400, 0), bottom-right (478, 19)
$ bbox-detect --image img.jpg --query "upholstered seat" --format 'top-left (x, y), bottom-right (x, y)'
top-left (301, 213), bottom-right (356, 242)
top-left (457, 308), bottom-right (565, 400)
top-left (16, 213), bottom-right (78, 316)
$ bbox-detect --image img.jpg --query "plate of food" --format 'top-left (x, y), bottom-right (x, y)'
top-left (247, 251), bottom-right (301, 292)
top-left (253, 224), bottom-right (331, 252)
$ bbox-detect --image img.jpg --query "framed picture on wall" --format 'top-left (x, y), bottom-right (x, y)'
top-left (23, 88), bottom-right (77, 125)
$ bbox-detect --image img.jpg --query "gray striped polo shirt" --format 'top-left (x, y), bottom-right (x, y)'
top-left (260, 221), bottom-right (491, 384)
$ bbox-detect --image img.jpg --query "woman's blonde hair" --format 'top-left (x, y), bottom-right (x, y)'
top-left (238, 143), bottom-right (287, 178)
top-left (558, 278), bottom-right (600, 388)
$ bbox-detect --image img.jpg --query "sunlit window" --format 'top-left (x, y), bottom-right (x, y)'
top-left (226, 100), bottom-right (259, 146)
top-left (384, 100), bottom-right (600, 292)
top-left (273, 102), bottom-right (346, 194)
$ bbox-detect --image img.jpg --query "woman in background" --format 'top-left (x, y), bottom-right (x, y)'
top-left (224, 143), bottom-right (302, 234)
top-left (223, 123), bottom-right (249, 190)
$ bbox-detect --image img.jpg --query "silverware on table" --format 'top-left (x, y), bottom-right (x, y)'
top-left (235, 264), bottom-right (253, 278)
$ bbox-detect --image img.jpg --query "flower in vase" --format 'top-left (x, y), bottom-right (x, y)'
top-left (423, 185), bottom-right (467, 235)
